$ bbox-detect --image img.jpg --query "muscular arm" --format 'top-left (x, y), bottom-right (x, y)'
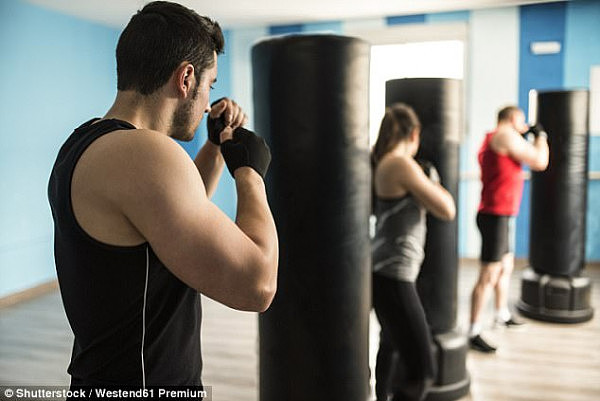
top-left (493, 129), bottom-right (549, 171)
top-left (110, 131), bottom-right (278, 312)
top-left (232, 168), bottom-right (278, 303)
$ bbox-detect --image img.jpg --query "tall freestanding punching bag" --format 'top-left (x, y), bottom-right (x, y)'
top-left (517, 89), bottom-right (594, 323)
top-left (253, 35), bottom-right (371, 401)
top-left (386, 78), bottom-right (469, 401)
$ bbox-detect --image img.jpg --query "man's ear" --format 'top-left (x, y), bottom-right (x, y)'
top-left (174, 63), bottom-right (195, 98)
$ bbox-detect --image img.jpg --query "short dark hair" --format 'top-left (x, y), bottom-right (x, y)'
top-left (497, 105), bottom-right (521, 124)
top-left (116, 1), bottom-right (225, 95)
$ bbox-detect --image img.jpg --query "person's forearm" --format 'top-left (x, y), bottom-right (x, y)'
top-left (533, 137), bottom-right (549, 170)
top-left (194, 141), bottom-right (225, 198)
top-left (233, 168), bottom-right (278, 306)
top-left (234, 168), bottom-right (278, 265)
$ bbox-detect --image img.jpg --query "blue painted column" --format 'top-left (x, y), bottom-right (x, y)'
top-left (516, 2), bottom-right (567, 258)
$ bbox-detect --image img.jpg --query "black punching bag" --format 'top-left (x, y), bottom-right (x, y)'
top-left (253, 35), bottom-right (371, 401)
top-left (386, 78), bottom-right (469, 401)
top-left (517, 89), bottom-right (594, 323)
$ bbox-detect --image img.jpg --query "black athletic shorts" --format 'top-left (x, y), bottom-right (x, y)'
top-left (476, 212), bottom-right (515, 263)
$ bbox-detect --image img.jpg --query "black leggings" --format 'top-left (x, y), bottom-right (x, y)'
top-left (373, 274), bottom-right (437, 401)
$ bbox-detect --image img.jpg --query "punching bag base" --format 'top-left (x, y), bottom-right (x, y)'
top-left (517, 268), bottom-right (594, 323)
top-left (425, 331), bottom-right (470, 401)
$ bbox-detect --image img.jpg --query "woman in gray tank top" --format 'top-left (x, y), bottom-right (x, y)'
top-left (371, 103), bottom-right (456, 401)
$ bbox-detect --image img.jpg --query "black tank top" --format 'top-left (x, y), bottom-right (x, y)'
top-left (48, 118), bottom-right (202, 386)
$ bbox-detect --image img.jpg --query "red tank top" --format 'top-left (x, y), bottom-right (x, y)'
top-left (478, 131), bottom-right (524, 216)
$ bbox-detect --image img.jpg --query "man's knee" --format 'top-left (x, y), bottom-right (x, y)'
top-left (477, 262), bottom-right (502, 287)
top-left (501, 252), bottom-right (514, 271)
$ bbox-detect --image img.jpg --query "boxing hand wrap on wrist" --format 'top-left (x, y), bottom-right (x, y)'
top-left (524, 123), bottom-right (547, 139)
top-left (221, 127), bottom-right (271, 179)
top-left (207, 98), bottom-right (227, 145)
top-left (416, 159), bottom-right (440, 184)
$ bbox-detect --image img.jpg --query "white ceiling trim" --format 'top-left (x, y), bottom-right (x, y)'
top-left (25, 0), bottom-right (566, 29)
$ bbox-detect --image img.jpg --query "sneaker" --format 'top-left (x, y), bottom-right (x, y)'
top-left (469, 334), bottom-right (497, 353)
top-left (494, 316), bottom-right (525, 328)
top-left (503, 316), bottom-right (525, 327)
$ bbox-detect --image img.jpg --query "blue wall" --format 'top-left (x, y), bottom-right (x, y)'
top-left (564, 0), bottom-right (600, 88)
top-left (518, 2), bottom-right (566, 118)
top-left (269, 21), bottom-right (343, 35)
top-left (516, 0), bottom-right (600, 260)
top-left (426, 11), bottom-right (470, 23)
top-left (515, 2), bottom-right (567, 257)
top-left (0, 0), bottom-right (120, 297)
top-left (269, 24), bottom-right (304, 35)
top-left (386, 15), bottom-right (426, 25)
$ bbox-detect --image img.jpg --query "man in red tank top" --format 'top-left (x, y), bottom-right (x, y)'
top-left (468, 106), bottom-right (549, 353)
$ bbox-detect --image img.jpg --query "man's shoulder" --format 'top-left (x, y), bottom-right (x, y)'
top-left (76, 127), bottom-right (195, 195)
top-left (88, 128), bottom-right (188, 168)
top-left (99, 127), bottom-right (180, 150)
top-left (489, 127), bottom-right (518, 155)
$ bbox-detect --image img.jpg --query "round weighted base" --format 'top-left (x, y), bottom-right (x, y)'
top-left (517, 267), bottom-right (594, 323)
top-left (425, 330), bottom-right (470, 401)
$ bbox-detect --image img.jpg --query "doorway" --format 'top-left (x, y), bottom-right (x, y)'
top-left (369, 40), bottom-right (465, 145)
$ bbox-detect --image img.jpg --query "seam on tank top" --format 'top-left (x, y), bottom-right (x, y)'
top-left (66, 121), bottom-right (145, 253)
top-left (371, 238), bottom-right (386, 252)
top-left (141, 245), bottom-right (149, 388)
top-left (376, 198), bottom-right (410, 229)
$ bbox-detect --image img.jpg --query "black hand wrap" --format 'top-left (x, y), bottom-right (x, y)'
top-left (221, 127), bottom-right (271, 179)
top-left (416, 159), bottom-right (440, 184)
top-left (523, 123), bottom-right (547, 139)
top-left (207, 98), bottom-right (227, 145)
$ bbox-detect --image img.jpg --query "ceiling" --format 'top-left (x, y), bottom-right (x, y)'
top-left (26, 0), bottom-right (562, 29)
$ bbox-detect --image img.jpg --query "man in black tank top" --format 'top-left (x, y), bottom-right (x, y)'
top-left (48, 1), bottom-right (278, 387)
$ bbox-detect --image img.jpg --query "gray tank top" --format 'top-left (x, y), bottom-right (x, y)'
top-left (372, 195), bottom-right (426, 282)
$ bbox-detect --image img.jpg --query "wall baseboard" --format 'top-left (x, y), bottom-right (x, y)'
top-left (459, 257), bottom-right (530, 267)
top-left (1, 259), bottom-right (598, 310)
top-left (460, 257), bottom-right (600, 270)
top-left (0, 280), bottom-right (59, 309)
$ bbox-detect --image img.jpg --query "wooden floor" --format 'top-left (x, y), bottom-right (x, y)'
top-left (1, 260), bottom-right (599, 401)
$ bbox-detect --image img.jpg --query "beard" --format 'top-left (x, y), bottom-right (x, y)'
top-left (170, 85), bottom-right (199, 141)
